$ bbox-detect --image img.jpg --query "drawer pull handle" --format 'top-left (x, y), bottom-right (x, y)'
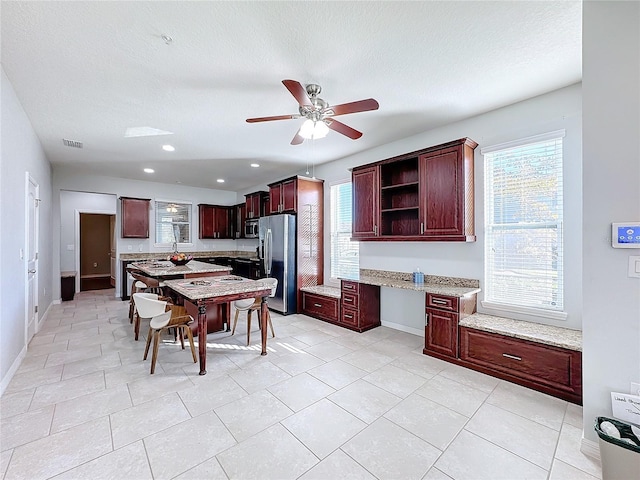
top-left (432, 299), bottom-right (448, 305)
top-left (502, 353), bottom-right (522, 361)
top-left (345, 298), bottom-right (353, 302)
top-left (314, 303), bottom-right (322, 308)
top-left (344, 314), bottom-right (353, 319)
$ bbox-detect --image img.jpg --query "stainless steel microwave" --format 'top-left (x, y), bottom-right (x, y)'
top-left (244, 218), bottom-right (259, 238)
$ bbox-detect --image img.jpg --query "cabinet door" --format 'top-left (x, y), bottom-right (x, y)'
top-left (250, 195), bottom-right (261, 218)
top-left (262, 194), bottom-right (270, 217)
top-left (235, 203), bottom-right (246, 239)
top-left (425, 308), bottom-right (458, 358)
top-left (121, 198), bottom-right (149, 238)
top-left (245, 196), bottom-right (253, 219)
top-left (281, 178), bottom-right (297, 213)
top-left (215, 207), bottom-right (231, 239)
top-left (269, 185), bottom-right (282, 214)
top-left (352, 166), bottom-right (379, 238)
top-left (420, 149), bottom-right (463, 237)
top-left (199, 205), bottom-right (215, 239)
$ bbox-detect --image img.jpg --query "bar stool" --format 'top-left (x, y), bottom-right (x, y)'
top-left (231, 278), bottom-right (278, 345)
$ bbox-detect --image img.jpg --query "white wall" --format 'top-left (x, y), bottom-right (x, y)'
top-left (52, 170), bottom-right (258, 298)
top-left (0, 67), bottom-right (53, 391)
top-left (582, 1), bottom-right (640, 442)
top-left (311, 84), bottom-right (583, 331)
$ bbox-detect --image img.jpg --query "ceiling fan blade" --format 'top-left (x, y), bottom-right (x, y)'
top-left (246, 114), bottom-right (299, 123)
top-left (291, 131), bottom-right (304, 145)
top-left (282, 79), bottom-right (312, 107)
top-left (327, 98), bottom-right (379, 117)
top-left (326, 119), bottom-right (363, 140)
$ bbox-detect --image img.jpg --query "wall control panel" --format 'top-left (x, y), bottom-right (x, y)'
top-left (612, 223), bottom-right (640, 248)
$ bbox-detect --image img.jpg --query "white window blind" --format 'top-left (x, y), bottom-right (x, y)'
top-left (483, 132), bottom-right (564, 313)
top-left (155, 200), bottom-right (191, 244)
top-left (330, 182), bottom-right (359, 279)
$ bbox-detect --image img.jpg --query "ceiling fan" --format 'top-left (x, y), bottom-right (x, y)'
top-left (246, 79), bottom-right (379, 145)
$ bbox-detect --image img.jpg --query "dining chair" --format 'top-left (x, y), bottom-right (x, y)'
top-left (231, 278), bottom-right (278, 345)
top-left (132, 292), bottom-right (169, 341)
top-left (143, 304), bottom-right (197, 374)
top-left (131, 271), bottom-right (165, 296)
top-left (128, 270), bottom-right (150, 324)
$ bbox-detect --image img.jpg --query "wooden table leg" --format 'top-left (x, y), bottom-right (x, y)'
top-left (260, 296), bottom-right (268, 356)
top-left (198, 304), bottom-right (207, 375)
top-left (224, 301), bottom-right (231, 332)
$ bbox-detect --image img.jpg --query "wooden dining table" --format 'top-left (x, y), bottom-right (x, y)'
top-left (163, 276), bottom-right (273, 375)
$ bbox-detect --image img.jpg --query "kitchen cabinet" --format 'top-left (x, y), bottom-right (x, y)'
top-left (245, 191), bottom-right (268, 219)
top-left (233, 203), bottom-right (246, 239)
top-left (424, 292), bottom-right (477, 360)
top-left (198, 204), bottom-right (232, 239)
top-left (351, 138), bottom-right (477, 241)
top-left (268, 177), bottom-right (298, 214)
top-left (339, 280), bottom-right (380, 332)
top-left (301, 291), bottom-right (340, 323)
top-left (120, 197), bottom-right (150, 238)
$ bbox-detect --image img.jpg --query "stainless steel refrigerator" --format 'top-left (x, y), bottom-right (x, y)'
top-left (258, 214), bottom-right (296, 315)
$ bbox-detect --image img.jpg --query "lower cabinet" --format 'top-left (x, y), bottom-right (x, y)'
top-left (339, 280), bottom-right (380, 332)
top-left (301, 292), bottom-right (340, 323)
top-left (424, 292), bottom-right (476, 360)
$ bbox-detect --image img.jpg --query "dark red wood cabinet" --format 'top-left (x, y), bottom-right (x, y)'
top-left (120, 197), bottom-right (150, 238)
top-left (233, 203), bottom-right (246, 239)
top-left (424, 292), bottom-right (477, 360)
top-left (269, 177), bottom-right (297, 214)
top-left (339, 280), bottom-right (380, 332)
top-left (198, 204), bottom-right (232, 239)
top-left (301, 292), bottom-right (340, 323)
top-left (352, 138), bottom-right (477, 242)
top-left (245, 191), bottom-right (268, 219)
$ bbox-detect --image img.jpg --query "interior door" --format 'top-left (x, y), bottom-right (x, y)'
top-left (109, 215), bottom-right (116, 286)
top-left (26, 174), bottom-right (39, 341)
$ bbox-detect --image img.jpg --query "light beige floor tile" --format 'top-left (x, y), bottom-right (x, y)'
top-left (340, 348), bottom-right (396, 373)
top-left (61, 351), bottom-right (121, 380)
top-left (268, 372), bottom-right (335, 412)
top-left (422, 467), bottom-right (454, 480)
top-left (110, 392), bottom-right (191, 449)
top-left (435, 430), bottom-right (547, 480)
top-left (217, 423), bottom-right (318, 480)
top-left (368, 339), bottom-right (415, 359)
top-left (51, 383), bottom-right (132, 433)
top-left (0, 405), bottom-right (54, 450)
top-left (293, 329), bottom-right (336, 346)
top-left (391, 352), bottom-right (448, 378)
top-left (29, 334), bottom-right (56, 346)
top-left (308, 359), bottom-right (368, 389)
top-left (304, 340), bottom-right (355, 361)
top-left (50, 441), bottom-right (152, 480)
top-left (298, 449), bottom-right (376, 480)
top-left (4, 416), bottom-right (112, 480)
top-left (555, 423), bottom-right (602, 478)
top-left (44, 344), bottom-right (103, 368)
top-left (53, 327), bottom-right (100, 342)
top-left (329, 379), bottom-right (401, 424)
top-left (384, 394), bottom-right (468, 450)
top-left (290, 317), bottom-right (326, 332)
top-left (30, 371), bottom-right (105, 410)
top-left (215, 389), bottom-right (293, 442)
top-left (359, 326), bottom-right (397, 342)
top-left (178, 374), bottom-right (248, 417)
top-left (416, 374), bottom-right (489, 417)
top-left (342, 417), bottom-right (441, 480)
top-left (465, 403), bottom-right (559, 469)
top-left (438, 363), bottom-right (500, 393)
top-left (104, 360), bottom-right (163, 387)
top-left (564, 402), bottom-right (584, 429)
top-left (0, 388), bottom-right (35, 419)
top-left (269, 351), bottom-right (325, 376)
top-left (14, 354), bottom-right (48, 374)
top-left (549, 458), bottom-right (601, 480)
top-left (173, 457), bottom-right (228, 480)
top-left (68, 332), bottom-right (118, 349)
top-left (228, 360), bottom-right (291, 393)
top-left (0, 449), bottom-right (13, 477)
top-left (330, 332), bottom-right (379, 350)
top-left (363, 364), bottom-right (427, 398)
top-left (127, 370), bottom-right (194, 405)
top-left (268, 323), bottom-right (309, 339)
top-left (6, 365), bottom-right (63, 393)
top-left (282, 398), bottom-right (366, 459)
top-left (386, 330), bottom-right (425, 349)
top-left (24, 341), bottom-right (69, 358)
top-left (145, 411), bottom-right (236, 479)
top-left (486, 380), bottom-right (567, 430)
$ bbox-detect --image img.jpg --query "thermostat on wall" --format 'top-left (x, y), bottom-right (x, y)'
top-left (612, 223), bottom-right (640, 248)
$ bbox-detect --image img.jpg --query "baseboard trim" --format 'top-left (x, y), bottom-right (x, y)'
top-left (381, 320), bottom-right (423, 337)
top-left (53, 299), bottom-right (61, 305)
top-left (581, 436), bottom-right (601, 462)
top-left (0, 345), bottom-right (27, 396)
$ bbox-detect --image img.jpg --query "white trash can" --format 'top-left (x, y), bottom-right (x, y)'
top-left (595, 417), bottom-right (640, 480)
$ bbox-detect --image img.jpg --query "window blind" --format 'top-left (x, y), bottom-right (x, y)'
top-left (155, 201), bottom-right (191, 244)
top-left (484, 134), bottom-right (564, 312)
top-left (330, 182), bottom-right (359, 279)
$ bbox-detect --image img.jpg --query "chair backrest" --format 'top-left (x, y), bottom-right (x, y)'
top-left (133, 293), bottom-right (167, 319)
top-left (263, 278), bottom-right (278, 298)
top-left (149, 310), bottom-right (172, 329)
top-left (131, 272), bottom-right (160, 288)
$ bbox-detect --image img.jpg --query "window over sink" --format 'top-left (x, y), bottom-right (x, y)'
top-left (155, 200), bottom-right (192, 246)
top-left (330, 181), bottom-right (359, 283)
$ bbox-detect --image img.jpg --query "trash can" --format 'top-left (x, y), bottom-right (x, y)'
top-left (61, 271), bottom-right (76, 301)
top-left (595, 417), bottom-right (640, 480)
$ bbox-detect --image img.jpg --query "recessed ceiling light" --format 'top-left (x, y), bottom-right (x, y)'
top-left (143, 168), bottom-right (154, 173)
top-left (162, 144), bottom-right (175, 152)
top-left (216, 179), bottom-right (225, 183)
top-left (124, 126), bottom-right (173, 138)
top-left (250, 163), bottom-right (260, 168)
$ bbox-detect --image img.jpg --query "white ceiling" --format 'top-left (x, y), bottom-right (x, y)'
top-left (1, 1), bottom-right (582, 192)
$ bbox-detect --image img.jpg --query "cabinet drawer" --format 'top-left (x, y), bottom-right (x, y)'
top-left (341, 308), bottom-right (359, 328)
top-left (460, 328), bottom-right (580, 390)
top-left (301, 292), bottom-right (339, 322)
top-left (426, 293), bottom-right (458, 312)
top-left (341, 292), bottom-right (358, 309)
top-left (341, 281), bottom-right (359, 294)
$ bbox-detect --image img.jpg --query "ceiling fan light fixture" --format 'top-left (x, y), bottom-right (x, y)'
top-left (299, 119), bottom-right (329, 140)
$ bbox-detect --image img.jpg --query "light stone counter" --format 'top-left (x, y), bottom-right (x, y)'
top-left (131, 260), bottom-right (231, 277)
top-left (120, 251), bottom-right (258, 261)
top-left (460, 313), bottom-right (582, 352)
top-left (300, 285), bottom-right (342, 299)
top-left (164, 276), bottom-right (272, 301)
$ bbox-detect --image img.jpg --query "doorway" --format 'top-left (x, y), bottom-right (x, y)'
top-left (26, 173), bottom-right (39, 341)
top-left (79, 213), bottom-right (115, 291)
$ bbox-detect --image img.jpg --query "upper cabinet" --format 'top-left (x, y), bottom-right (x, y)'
top-left (198, 204), bottom-right (232, 239)
top-left (268, 177), bottom-right (298, 214)
top-left (120, 197), bottom-right (150, 238)
top-left (245, 191), bottom-right (268, 219)
top-left (352, 138), bottom-right (477, 242)
top-left (233, 203), bottom-right (246, 239)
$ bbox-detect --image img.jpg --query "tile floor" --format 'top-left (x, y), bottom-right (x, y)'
top-left (0, 289), bottom-right (602, 480)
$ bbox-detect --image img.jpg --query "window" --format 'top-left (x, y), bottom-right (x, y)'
top-left (330, 181), bottom-right (359, 280)
top-left (482, 130), bottom-right (565, 317)
top-left (155, 200), bottom-right (191, 245)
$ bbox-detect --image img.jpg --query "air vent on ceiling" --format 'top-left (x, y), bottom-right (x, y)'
top-left (62, 138), bottom-right (83, 149)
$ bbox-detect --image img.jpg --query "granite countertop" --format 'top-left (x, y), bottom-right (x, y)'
top-left (460, 313), bottom-right (582, 352)
top-left (300, 285), bottom-right (342, 299)
top-left (341, 269), bottom-right (481, 298)
top-left (132, 260), bottom-right (231, 277)
top-left (120, 251), bottom-right (258, 261)
top-left (163, 276), bottom-right (272, 301)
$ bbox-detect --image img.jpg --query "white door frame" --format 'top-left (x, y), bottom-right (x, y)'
top-left (25, 172), bottom-right (40, 341)
top-left (74, 209), bottom-right (116, 293)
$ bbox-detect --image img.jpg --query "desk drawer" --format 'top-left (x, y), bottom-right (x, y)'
top-left (341, 280), bottom-right (359, 294)
top-left (301, 292), bottom-right (339, 322)
top-left (341, 292), bottom-right (358, 309)
top-left (426, 293), bottom-right (458, 312)
top-left (341, 307), bottom-right (359, 328)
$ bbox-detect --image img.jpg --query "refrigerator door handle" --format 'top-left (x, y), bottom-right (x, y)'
top-left (264, 228), bottom-right (273, 276)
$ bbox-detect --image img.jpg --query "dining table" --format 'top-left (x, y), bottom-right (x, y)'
top-left (163, 276), bottom-right (273, 375)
